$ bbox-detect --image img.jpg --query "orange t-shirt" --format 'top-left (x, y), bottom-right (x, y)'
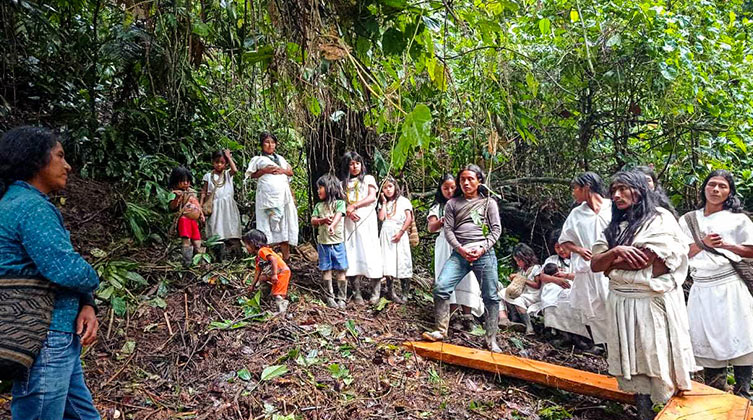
top-left (255, 247), bottom-right (289, 276)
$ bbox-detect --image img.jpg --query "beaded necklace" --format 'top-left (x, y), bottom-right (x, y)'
top-left (346, 178), bottom-right (360, 205)
top-left (210, 171), bottom-right (226, 190)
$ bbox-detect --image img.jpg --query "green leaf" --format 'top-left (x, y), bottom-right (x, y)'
top-left (260, 365), bottom-right (288, 381)
top-left (570, 9), bottom-right (579, 23)
top-left (192, 21), bottom-right (209, 37)
top-left (382, 28), bottom-right (407, 56)
top-left (538, 18), bottom-right (551, 36)
top-left (237, 368), bottom-right (251, 381)
top-left (345, 319), bottom-right (359, 338)
top-left (380, 0), bottom-right (407, 8)
top-left (111, 296), bottom-right (127, 316)
top-left (374, 297), bottom-right (390, 311)
top-left (525, 72), bottom-right (539, 97)
top-left (125, 271), bottom-right (147, 285)
top-left (393, 104), bottom-right (433, 170)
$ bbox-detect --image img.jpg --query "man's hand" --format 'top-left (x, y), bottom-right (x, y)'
top-left (702, 233), bottom-right (724, 248)
top-left (577, 247), bottom-right (593, 261)
top-left (612, 245), bottom-right (649, 269)
top-left (76, 305), bottom-right (98, 346)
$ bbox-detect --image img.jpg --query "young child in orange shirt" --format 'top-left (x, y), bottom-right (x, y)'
top-left (242, 229), bottom-right (290, 314)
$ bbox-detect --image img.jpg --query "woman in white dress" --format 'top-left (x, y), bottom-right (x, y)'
top-left (536, 229), bottom-right (591, 346)
top-left (377, 176), bottom-right (413, 304)
top-left (679, 169), bottom-right (753, 398)
top-left (200, 149), bottom-right (242, 259)
top-left (427, 174), bottom-right (484, 330)
top-left (245, 132), bottom-right (299, 260)
top-left (592, 171), bottom-right (696, 419)
top-left (558, 172), bottom-right (612, 347)
top-left (340, 152), bottom-right (382, 304)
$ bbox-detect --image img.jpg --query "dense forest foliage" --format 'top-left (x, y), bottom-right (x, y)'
top-left (3, 0), bottom-right (753, 245)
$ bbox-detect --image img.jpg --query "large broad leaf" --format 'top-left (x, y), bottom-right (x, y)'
top-left (393, 104), bottom-right (433, 170)
top-left (382, 28), bottom-right (407, 56)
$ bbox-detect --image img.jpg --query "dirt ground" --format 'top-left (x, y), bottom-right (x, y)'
top-left (0, 175), bottom-right (641, 420)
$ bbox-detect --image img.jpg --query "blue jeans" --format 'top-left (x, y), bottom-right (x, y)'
top-left (434, 248), bottom-right (501, 305)
top-left (12, 331), bottom-right (100, 420)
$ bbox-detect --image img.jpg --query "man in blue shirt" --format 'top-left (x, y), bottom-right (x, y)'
top-left (0, 127), bottom-right (100, 420)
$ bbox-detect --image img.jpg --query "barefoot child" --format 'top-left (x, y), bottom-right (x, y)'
top-left (377, 176), bottom-right (413, 304)
top-left (200, 149), bottom-right (242, 260)
top-left (169, 166), bottom-right (205, 266)
top-left (311, 174), bottom-right (349, 309)
top-left (428, 174), bottom-right (484, 329)
top-left (243, 229), bottom-right (291, 314)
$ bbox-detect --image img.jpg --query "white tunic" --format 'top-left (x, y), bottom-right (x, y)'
top-left (501, 265), bottom-right (542, 310)
top-left (538, 255), bottom-right (590, 338)
top-left (245, 155), bottom-right (299, 246)
top-left (428, 204), bottom-right (484, 317)
top-left (202, 170), bottom-right (242, 240)
top-left (559, 200), bottom-right (612, 344)
top-left (594, 208), bottom-right (697, 404)
top-left (344, 175), bottom-right (382, 278)
top-left (380, 196), bottom-right (413, 278)
top-left (679, 209), bottom-right (753, 367)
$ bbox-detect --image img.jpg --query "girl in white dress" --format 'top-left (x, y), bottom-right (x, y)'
top-left (427, 174), bottom-right (484, 330)
top-left (340, 152), bottom-right (382, 304)
top-left (378, 176), bottom-right (413, 304)
top-left (679, 170), bottom-right (753, 398)
top-left (558, 172), bottom-right (612, 347)
top-left (245, 132), bottom-right (299, 260)
top-left (536, 229), bottom-right (591, 346)
top-left (200, 149), bottom-right (242, 259)
top-left (500, 243), bottom-right (541, 335)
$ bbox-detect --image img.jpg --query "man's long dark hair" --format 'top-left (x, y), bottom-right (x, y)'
top-left (571, 172), bottom-right (605, 198)
top-left (454, 164), bottom-right (490, 197)
top-left (604, 171), bottom-right (659, 248)
top-left (699, 169), bottom-right (744, 213)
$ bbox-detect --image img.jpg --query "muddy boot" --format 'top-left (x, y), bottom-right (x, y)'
top-left (734, 365), bottom-right (753, 399)
top-left (704, 367), bottom-right (730, 391)
top-left (484, 303), bottom-right (502, 353)
top-left (322, 271), bottom-right (338, 308)
top-left (519, 313), bottom-right (535, 336)
top-left (550, 331), bottom-right (573, 348)
top-left (635, 394), bottom-right (655, 420)
top-left (336, 273), bottom-right (348, 309)
top-left (460, 313), bottom-right (478, 331)
top-left (499, 307), bottom-right (526, 332)
top-left (212, 242), bottom-right (226, 263)
top-left (352, 277), bottom-right (364, 305)
top-left (401, 278), bottom-right (411, 302)
top-left (274, 295), bottom-right (289, 314)
top-left (181, 246), bottom-right (194, 267)
top-left (422, 299), bottom-right (450, 341)
top-left (387, 278), bottom-right (405, 304)
top-left (368, 278), bottom-right (381, 305)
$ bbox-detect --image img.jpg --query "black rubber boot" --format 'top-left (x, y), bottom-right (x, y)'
top-left (401, 278), bottom-right (411, 301)
top-left (635, 394), bottom-right (655, 420)
top-left (734, 365), bottom-right (753, 399)
top-left (181, 246), bottom-right (194, 267)
top-left (336, 276), bottom-right (348, 309)
top-left (704, 367), bottom-right (730, 391)
top-left (387, 278), bottom-right (405, 304)
top-left (322, 271), bottom-right (338, 308)
top-left (352, 277), bottom-right (364, 305)
top-left (367, 278), bottom-right (381, 305)
top-left (519, 312), bottom-right (534, 336)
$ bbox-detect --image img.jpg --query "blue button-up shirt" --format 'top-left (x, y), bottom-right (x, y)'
top-left (0, 181), bottom-right (99, 332)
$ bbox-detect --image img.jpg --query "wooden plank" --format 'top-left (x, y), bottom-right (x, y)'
top-left (404, 341), bottom-right (635, 403)
top-left (404, 341), bottom-right (753, 420)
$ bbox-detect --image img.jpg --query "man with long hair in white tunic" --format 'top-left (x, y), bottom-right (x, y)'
top-left (591, 171), bottom-right (697, 420)
top-left (558, 172), bottom-right (612, 346)
top-left (679, 169), bottom-right (753, 399)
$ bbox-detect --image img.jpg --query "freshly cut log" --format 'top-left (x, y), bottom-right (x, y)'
top-left (404, 341), bottom-right (752, 419)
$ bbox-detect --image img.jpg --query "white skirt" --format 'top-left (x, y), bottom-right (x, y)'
top-left (571, 271), bottom-right (610, 344)
top-left (434, 233), bottom-right (484, 317)
top-left (344, 209), bottom-right (382, 278)
top-left (688, 269), bottom-right (753, 365)
top-left (380, 220), bottom-right (412, 278)
top-left (539, 282), bottom-right (589, 338)
top-left (206, 195), bottom-right (241, 240)
top-left (254, 187), bottom-right (299, 246)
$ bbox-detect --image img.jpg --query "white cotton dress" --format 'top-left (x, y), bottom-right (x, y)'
top-left (202, 170), bottom-right (242, 240)
top-left (379, 196), bottom-right (414, 278)
top-left (679, 209), bottom-right (753, 368)
top-left (428, 203), bottom-right (484, 317)
top-left (538, 255), bottom-right (590, 338)
top-left (344, 175), bottom-right (382, 279)
top-left (594, 208), bottom-right (698, 404)
top-left (501, 265), bottom-right (542, 311)
top-left (559, 200), bottom-right (612, 344)
top-left (245, 155), bottom-right (299, 246)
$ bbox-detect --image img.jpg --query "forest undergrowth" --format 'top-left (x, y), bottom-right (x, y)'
top-left (0, 175), bottom-right (646, 420)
